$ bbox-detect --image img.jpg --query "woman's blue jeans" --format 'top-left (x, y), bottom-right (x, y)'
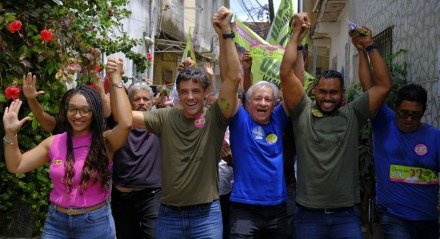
top-left (41, 203), bottom-right (115, 239)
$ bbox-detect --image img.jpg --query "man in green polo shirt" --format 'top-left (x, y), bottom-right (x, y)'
top-left (132, 6), bottom-right (241, 239)
top-left (279, 13), bottom-right (392, 238)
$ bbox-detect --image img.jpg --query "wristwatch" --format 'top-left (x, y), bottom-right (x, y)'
top-left (365, 44), bottom-right (378, 53)
top-left (112, 80), bottom-right (124, 88)
top-left (222, 31), bottom-right (235, 39)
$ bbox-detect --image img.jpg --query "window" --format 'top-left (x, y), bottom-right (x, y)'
top-left (374, 26), bottom-right (393, 60)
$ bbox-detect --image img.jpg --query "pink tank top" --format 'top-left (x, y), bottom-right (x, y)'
top-left (48, 132), bottom-right (110, 207)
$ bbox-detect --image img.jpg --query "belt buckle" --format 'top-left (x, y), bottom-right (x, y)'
top-left (66, 208), bottom-right (77, 216)
top-left (324, 209), bottom-right (334, 214)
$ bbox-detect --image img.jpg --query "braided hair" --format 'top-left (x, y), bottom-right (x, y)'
top-left (63, 85), bottom-right (110, 194)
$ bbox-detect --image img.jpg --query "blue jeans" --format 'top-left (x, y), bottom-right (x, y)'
top-left (230, 202), bottom-right (288, 239)
top-left (377, 207), bottom-right (439, 239)
top-left (155, 200), bottom-right (222, 239)
top-left (111, 187), bottom-right (161, 239)
top-left (42, 203), bottom-right (115, 239)
top-left (293, 204), bottom-right (362, 239)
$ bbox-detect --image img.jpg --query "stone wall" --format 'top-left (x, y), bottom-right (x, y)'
top-left (350, 0), bottom-right (440, 127)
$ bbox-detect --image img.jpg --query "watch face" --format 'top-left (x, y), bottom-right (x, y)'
top-left (113, 81), bottom-right (123, 88)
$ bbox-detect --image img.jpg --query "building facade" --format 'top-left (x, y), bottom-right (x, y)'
top-left (306, 0), bottom-right (439, 126)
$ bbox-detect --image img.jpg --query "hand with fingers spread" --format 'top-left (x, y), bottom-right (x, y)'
top-left (3, 99), bottom-right (31, 135)
top-left (23, 72), bottom-right (45, 100)
top-left (212, 6), bottom-right (233, 35)
top-left (204, 63), bottom-right (214, 77)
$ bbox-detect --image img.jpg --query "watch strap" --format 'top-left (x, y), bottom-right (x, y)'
top-left (222, 31), bottom-right (235, 39)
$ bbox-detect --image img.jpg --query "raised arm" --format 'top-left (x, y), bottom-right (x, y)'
top-left (213, 6), bottom-right (242, 118)
top-left (350, 27), bottom-right (374, 91)
top-left (280, 13), bottom-right (310, 109)
top-left (242, 52), bottom-right (253, 92)
top-left (351, 26), bottom-right (392, 116)
top-left (204, 63), bottom-right (216, 95)
top-left (103, 58), bottom-right (132, 154)
top-left (22, 72), bottom-right (57, 132)
top-left (3, 100), bottom-right (50, 173)
top-left (96, 77), bottom-right (111, 118)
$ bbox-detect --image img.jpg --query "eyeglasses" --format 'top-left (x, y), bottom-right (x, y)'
top-left (396, 109), bottom-right (423, 120)
top-left (67, 107), bottom-right (92, 117)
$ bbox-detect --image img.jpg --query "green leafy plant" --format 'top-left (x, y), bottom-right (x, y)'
top-left (0, 0), bottom-right (149, 234)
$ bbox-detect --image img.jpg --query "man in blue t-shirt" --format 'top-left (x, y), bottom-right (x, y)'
top-left (371, 84), bottom-right (440, 239)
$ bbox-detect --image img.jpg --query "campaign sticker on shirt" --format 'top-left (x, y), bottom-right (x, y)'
top-left (194, 115), bottom-right (205, 128)
top-left (266, 134), bottom-right (278, 144)
top-left (252, 126), bottom-right (265, 140)
top-left (389, 164), bottom-right (437, 185)
top-left (52, 159), bottom-right (63, 165)
top-left (414, 144), bottom-right (427, 156)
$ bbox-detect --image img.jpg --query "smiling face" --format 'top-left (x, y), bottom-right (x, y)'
top-left (315, 77), bottom-right (344, 114)
top-left (178, 80), bottom-right (208, 119)
top-left (246, 86), bottom-right (275, 124)
top-left (395, 100), bottom-right (424, 133)
top-left (67, 93), bottom-right (93, 136)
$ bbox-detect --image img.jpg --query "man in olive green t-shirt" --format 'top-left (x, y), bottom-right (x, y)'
top-left (279, 13), bottom-right (392, 238)
top-left (132, 6), bottom-right (241, 239)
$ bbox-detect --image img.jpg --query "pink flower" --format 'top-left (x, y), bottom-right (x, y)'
top-left (7, 20), bottom-right (22, 33)
top-left (40, 29), bottom-right (53, 42)
top-left (147, 52), bottom-right (153, 61)
top-left (5, 87), bottom-right (21, 100)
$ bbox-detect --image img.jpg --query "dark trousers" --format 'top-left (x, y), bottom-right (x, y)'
top-left (220, 192), bottom-right (232, 239)
top-left (377, 206), bottom-right (439, 239)
top-left (111, 187), bottom-right (161, 239)
top-left (230, 202), bottom-right (288, 239)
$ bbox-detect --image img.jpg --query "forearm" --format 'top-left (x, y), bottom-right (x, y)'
top-left (369, 49), bottom-right (392, 91)
top-left (294, 49), bottom-right (305, 85)
top-left (26, 98), bottom-right (56, 132)
top-left (110, 78), bottom-right (131, 130)
top-left (280, 32), bottom-right (300, 85)
top-left (223, 38), bottom-right (242, 84)
top-left (242, 67), bottom-right (253, 92)
top-left (219, 38), bottom-right (228, 82)
top-left (132, 111), bottom-right (147, 129)
top-left (358, 49), bottom-right (374, 91)
top-left (3, 133), bottom-right (22, 173)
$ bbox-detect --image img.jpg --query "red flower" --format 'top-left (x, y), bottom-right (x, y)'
top-left (86, 83), bottom-right (98, 90)
top-left (95, 64), bottom-right (102, 72)
top-left (5, 87), bottom-right (21, 100)
top-left (147, 52), bottom-right (153, 61)
top-left (7, 20), bottom-right (22, 33)
top-left (40, 29), bottom-right (53, 42)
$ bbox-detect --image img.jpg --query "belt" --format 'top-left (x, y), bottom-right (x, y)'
top-left (162, 200), bottom-right (217, 211)
top-left (115, 185), bottom-right (145, 193)
top-left (52, 201), bottom-right (107, 216)
top-left (297, 203), bottom-right (353, 214)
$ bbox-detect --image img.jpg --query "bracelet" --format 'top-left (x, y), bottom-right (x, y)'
top-left (365, 44), bottom-right (378, 53)
top-left (3, 134), bottom-right (17, 145)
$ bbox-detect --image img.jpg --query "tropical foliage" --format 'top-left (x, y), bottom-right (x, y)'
top-left (0, 0), bottom-right (147, 233)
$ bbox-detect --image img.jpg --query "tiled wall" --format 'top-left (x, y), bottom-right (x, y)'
top-left (349, 0), bottom-right (440, 127)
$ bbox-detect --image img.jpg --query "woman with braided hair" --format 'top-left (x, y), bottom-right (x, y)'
top-left (2, 58), bottom-right (131, 238)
